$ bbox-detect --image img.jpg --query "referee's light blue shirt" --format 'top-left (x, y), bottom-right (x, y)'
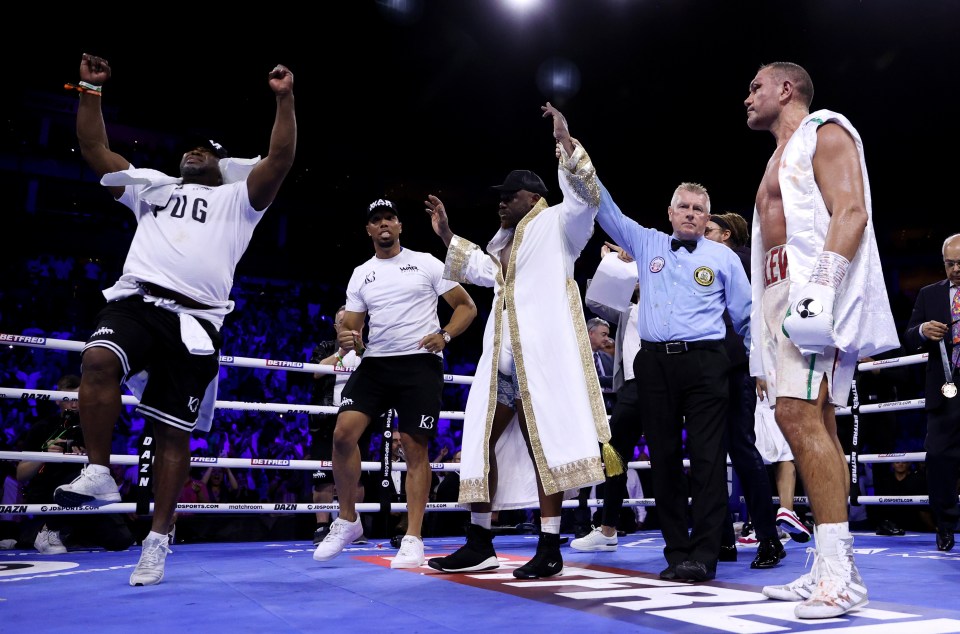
top-left (596, 181), bottom-right (752, 348)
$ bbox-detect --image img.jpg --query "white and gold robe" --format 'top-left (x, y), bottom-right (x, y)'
top-left (445, 143), bottom-right (612, 509)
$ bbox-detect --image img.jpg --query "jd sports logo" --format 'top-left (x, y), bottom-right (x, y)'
top-left (91, 327), bottom-right (115, 338)
top-left (418, 415), bottom-right (435, 430)
top-left (187, 397), bottom-right (200, 413)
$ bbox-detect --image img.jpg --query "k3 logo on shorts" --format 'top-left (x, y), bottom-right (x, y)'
top-left (649, 256), bottom-right (665, 273)
top-left (418, 415), bottom-right (435, 430)
top-left (187, 396), bottom-right (200, 413)
top-left (694, 266), bottom-right (716, 286)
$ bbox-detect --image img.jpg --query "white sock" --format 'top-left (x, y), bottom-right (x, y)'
top-left (541, 516), bottom-right (561, 534)
top-left (147, 530), bottom-right (167, 543)
top-left (471, 512), bottom-right (492, 530)
top-left (85, 463), bottom-right (111, 475)
top-left (816, 522), bottom-right (849, 555)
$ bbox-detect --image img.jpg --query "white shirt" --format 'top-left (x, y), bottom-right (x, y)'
top-left (345, 248), bottom-right (458, 357)
top-left (112, 181), bottom-right (262, 308)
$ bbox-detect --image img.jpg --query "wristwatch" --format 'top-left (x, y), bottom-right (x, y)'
top-left (437, 329), bottom-right (451, 344)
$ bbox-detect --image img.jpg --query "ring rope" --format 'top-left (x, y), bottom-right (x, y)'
top-left (0, 495), bottom-right (940, 517)
top-left (0, 449), bottom-right (933, 472)
top-left (1, 332), bottom-right (939, 520)
top-left (0, 388), bottom-right (466, 420)
top-left (0, 333), bottom-right (476, 384)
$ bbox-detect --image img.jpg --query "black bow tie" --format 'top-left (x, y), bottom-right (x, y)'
top-left (671, 238), bottom-right (697, 253)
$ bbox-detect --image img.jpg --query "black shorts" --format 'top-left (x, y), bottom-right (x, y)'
top-left (339, 354), bottom-right (443, 438)
top-left (309, 415), bottom-right (336, 462)
top-left (83, 295), bottom-right (222, 433)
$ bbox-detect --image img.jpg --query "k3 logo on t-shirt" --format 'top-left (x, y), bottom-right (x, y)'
top-left (364, 271), bottom-right (376, 285)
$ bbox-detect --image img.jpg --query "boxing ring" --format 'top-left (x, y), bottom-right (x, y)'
top-left (2, 333), bottom-right (959, 633)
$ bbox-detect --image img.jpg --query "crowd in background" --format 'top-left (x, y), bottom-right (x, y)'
top-left (0, 247), bottom-right (937, 549)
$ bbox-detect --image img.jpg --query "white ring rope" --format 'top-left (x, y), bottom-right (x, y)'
top-left (0, 450), bottom-right (933, 473)
top-left (0, 332), bottom-right (937, 518)
top-left (0, 495), bottom-right (937, 517)
top-left (0, 388), bottom-right (466, 420)
top-left (0, 333), bottom-right (476, 383)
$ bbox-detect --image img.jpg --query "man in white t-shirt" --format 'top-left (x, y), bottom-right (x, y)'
top-left (312, 199), bottom-right (477, 569)
top-left (53, 53), bottom-right (296, 587)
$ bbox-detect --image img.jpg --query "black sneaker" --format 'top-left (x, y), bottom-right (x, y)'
top-left (313, 523), bottom-right (331, 545)
top-left (428, 524), bottom-right (499, 573)
top-left (513, 532), bottom-right (563, 579)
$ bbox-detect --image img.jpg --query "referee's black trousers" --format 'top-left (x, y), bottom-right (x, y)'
top-left (635, 341), bottom-right (729, 571)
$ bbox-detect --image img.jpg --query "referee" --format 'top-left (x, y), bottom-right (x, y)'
top-left (595, 181), bottom-right (751, 582)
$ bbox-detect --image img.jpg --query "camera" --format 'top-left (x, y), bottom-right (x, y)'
top-left (59, 409), bottom-right (84, 449)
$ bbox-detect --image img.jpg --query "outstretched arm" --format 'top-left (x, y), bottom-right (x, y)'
top-left (76, 54), bottom-right (129, 198)
top-left (541, 101), bottom-right (574, 157)
top-left (247, 64), bottom-right (297, 211)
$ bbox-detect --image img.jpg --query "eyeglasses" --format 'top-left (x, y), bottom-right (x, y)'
top-left (945, 259), bottom-right (960, 269)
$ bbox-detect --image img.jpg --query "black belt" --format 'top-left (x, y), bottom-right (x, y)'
top-left (139, 282), bottom-right (213, 310)
top-left (640, 339), bottom-right (723, 355)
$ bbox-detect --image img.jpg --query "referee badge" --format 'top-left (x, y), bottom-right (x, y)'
top-left (649, 256), bottom-right (665, 273)
top-left (694, 266), bottom-right (716, 286)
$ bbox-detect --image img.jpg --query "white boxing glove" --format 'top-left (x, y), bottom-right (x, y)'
top-left (782, 281), bottom-right (837, 356)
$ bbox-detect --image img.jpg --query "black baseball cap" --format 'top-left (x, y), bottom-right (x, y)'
top-left (366, 198), bottom-right (399, 221)
top-left (192, 139), bottom-right (229, 159)
top-left (490, 170), bottom-right (548, 196)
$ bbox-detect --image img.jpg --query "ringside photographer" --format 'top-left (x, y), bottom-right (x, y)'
top-left (16, 374), bottom-right (134, 553)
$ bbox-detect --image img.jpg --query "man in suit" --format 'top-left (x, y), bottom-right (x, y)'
top-left (588, 317), bottom-right (616, 405)
top-left (903, 233), bottom-right (960, 552)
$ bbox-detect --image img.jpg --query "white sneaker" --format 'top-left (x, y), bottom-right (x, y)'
top-left (777, 507), bottom-right (812, 543)
top-left (570, 527), bottom-right (618, 552)
top-left (795, 537), bottom-right (868, 619)
top-left (54, 465), bottom-right (121, 507)
top-left (129, 534), bottom-right (171, 586)
top-left (34, 526), bottom-right (67, 555)
top-left (313, 516), bottom-right (363, 562)
top-left (762, 547), bottom-right (819, 601)
top-left (391, 535), bottom-right (425, 569)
